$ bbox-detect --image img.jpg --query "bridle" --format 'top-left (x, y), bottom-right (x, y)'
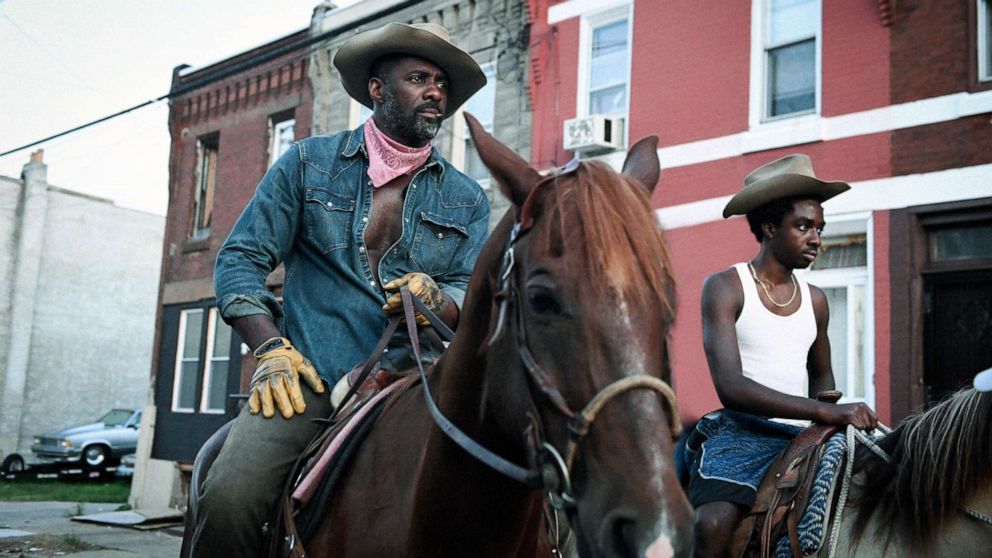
top-left (403, 164), bottom-right (682, 511)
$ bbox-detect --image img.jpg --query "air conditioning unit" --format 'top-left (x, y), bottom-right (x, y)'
top-left (563, 115), bottom-right (624, 153)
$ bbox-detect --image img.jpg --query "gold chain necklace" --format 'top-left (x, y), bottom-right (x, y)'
top-left (747, 262), bottom-right (798, 308)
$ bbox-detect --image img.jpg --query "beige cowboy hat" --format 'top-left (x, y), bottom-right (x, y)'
top-left (333, 22), bottom-right (486, 118)
top-left (722, 153), bottom-right (850, 218)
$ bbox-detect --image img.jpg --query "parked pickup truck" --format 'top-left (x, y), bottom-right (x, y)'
top-left (31, 409), bottom-right (141, 468)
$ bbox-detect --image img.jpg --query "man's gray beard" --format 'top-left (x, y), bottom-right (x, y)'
top-left (379, 86), bottom-right (442, 145)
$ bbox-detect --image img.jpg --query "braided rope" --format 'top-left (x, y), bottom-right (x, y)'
top-left (963, 508), bottom-right (992, 526)
top-left (827, 424), bottom-right (892, 558)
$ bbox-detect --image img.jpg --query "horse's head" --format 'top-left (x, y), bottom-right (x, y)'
top-left (464, 114), bottom-right (693, 558)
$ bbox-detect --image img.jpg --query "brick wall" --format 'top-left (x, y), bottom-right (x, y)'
top-left (892, 114), bottom-right (992, 176)
top-left (164, 30), bottom-right (312, 289)
top-left (890, 0), bottom-right (971, 104)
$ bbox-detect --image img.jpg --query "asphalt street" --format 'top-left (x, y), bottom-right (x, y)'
top-left (0, 501), bottom-right (182, 558)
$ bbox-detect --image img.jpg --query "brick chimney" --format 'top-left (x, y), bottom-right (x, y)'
top-left (30, 149), bottom-right (44, 163)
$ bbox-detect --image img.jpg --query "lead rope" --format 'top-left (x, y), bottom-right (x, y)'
top-left (827, 423), bottom-right (892, 558)
top-left (964, 508), bottom-right (992, 527)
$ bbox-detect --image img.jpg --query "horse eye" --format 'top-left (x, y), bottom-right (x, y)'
top-left (528, 289), bottom-right (562, 315)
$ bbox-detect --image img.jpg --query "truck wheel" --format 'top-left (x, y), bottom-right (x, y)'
top-left (83, 445), bottom-right (110, 467)
top-left (1, 454), bottom-right (25, 473)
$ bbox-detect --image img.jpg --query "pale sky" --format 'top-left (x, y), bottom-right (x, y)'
top-left (0, 0), bottom-right (355, 216)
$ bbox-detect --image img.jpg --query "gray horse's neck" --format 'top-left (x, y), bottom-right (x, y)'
top-left (824, 481), bottom-right (992, 558)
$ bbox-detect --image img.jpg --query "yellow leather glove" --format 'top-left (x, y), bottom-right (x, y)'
top-left (382, 272), bottom-right (446, 326)
top-left (248, 337), bottom-right (325, 419)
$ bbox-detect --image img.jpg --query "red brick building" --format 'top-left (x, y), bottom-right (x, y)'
top-left (526, 0), bottom-right (992, 425)
top-left (135, 29), bottom-right (313, 506)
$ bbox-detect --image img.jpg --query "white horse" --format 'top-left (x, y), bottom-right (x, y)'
top-left (818, 387), bottom-right (992, 557)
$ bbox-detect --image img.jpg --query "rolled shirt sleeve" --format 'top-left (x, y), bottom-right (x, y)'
top-left (214, 144), bottom-right (303, 323)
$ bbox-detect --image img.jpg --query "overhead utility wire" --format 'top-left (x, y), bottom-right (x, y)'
top-left (0, 12), bottom-right (97, 91)
top-left (0, 0), bottom-right (423, 159)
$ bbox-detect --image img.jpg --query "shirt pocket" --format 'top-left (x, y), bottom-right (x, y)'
top-left (304, 188), bottom-right (355, 253)
top-left (411, 211), bottom-right (468, 276)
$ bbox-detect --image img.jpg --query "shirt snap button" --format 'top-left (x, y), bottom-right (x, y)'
top-left (326, 202), bottom-right (333, 208)
top-left (437, 232), bottom-right (444, 239)
top-left (362, 216), bottom-right (368, 223)
top-left (359, 246), bottom-right (365, 253)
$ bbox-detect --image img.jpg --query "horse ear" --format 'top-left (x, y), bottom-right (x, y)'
top-left (621, 136), bottom-right (661, 194)
top-left (465, 112), bottom-right (542, 207)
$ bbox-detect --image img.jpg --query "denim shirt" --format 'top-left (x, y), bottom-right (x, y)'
top-left (215, 124), bottom-right (489, 383)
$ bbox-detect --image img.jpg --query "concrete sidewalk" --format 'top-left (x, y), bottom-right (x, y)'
top-left (0, 501), bottom-right (182, 558)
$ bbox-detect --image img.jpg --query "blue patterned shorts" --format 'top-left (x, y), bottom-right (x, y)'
top-left (683, 409), bottom-right (803, 508)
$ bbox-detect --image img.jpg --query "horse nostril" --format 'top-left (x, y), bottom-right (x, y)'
top-left (602, 511), bottom-right (638, 557)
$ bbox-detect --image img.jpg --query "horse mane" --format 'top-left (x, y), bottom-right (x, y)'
top-left (539, 160), bottom-right (676, 322)
top-left (850, 387), bottom-right (992, 552)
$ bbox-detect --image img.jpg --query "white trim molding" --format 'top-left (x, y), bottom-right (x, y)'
top-left (549, 0), bottom-right (630, 24)
top-left (657, 163), bottom-right (992, 230)
top-left (591, 88), bottom-right (992, 172)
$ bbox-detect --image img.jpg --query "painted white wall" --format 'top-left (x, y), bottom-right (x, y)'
top-left (0, 162), bottom-right (164, 460)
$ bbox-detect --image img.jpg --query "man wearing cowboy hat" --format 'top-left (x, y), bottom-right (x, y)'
top-left (190, 22), bottom-right (489, 556)
top-left (683, 154), bottom-right (879, 557)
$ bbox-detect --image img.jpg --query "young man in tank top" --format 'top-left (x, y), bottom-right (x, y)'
top-left (685, 154), bottom-right (878, 558)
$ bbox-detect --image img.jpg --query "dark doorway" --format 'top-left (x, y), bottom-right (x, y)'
top-left (923, 269), bottom-right (992, 406)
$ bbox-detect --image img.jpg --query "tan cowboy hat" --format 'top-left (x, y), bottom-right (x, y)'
top-left (333, 22), bottom-right (486, 117)
top-left (722, 154), bottom-right (850, 218)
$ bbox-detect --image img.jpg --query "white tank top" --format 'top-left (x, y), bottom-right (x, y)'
top-left (733, 262), bottom-right (817, 426)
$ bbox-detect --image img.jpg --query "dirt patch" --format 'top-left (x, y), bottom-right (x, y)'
top-left (0, 534), bottom-right (103, 556)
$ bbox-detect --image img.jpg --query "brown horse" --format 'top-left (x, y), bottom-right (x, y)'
top-left (300, 117), bottom-right (693, 557)
top-left (814, 387), bottom-right (992, 557)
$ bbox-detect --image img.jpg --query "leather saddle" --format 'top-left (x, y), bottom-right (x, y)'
top-left (729, 392), bottom-right (842, 558)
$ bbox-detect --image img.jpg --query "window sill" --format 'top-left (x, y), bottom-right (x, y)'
top-left (742, 113), bottom-right (822, 155)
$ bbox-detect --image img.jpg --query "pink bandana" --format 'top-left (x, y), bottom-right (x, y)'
top-left (364, 117), bottom-right (432, 188)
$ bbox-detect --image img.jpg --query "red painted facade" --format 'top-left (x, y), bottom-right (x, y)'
top-left (528, 0), bottom-right (992, 424)
top-left (630, 1), bottom-right (752, 146)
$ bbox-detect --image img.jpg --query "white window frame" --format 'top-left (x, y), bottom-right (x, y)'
top-left (171, 309), bottom-right (203, 413)
top-left (800, 212), bottom-right (875, 408)
top-left (980, 0), bottom-right (992, 81)
top-left (172, 307), bottom-right (231, 414)
top-left (749, 0), bottom-right (822, 128)
top-left (268, 117), bottom-right (296, 169)
top-left (452, 62), bottom-right (498, 188)
top-left (577, 3), bottom-right (633, 127)
top-left (198, 308), bottom-right (229, 414)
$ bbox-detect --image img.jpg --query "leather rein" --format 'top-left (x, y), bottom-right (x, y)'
top-left (401, 167), bottom-right (682, 509)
